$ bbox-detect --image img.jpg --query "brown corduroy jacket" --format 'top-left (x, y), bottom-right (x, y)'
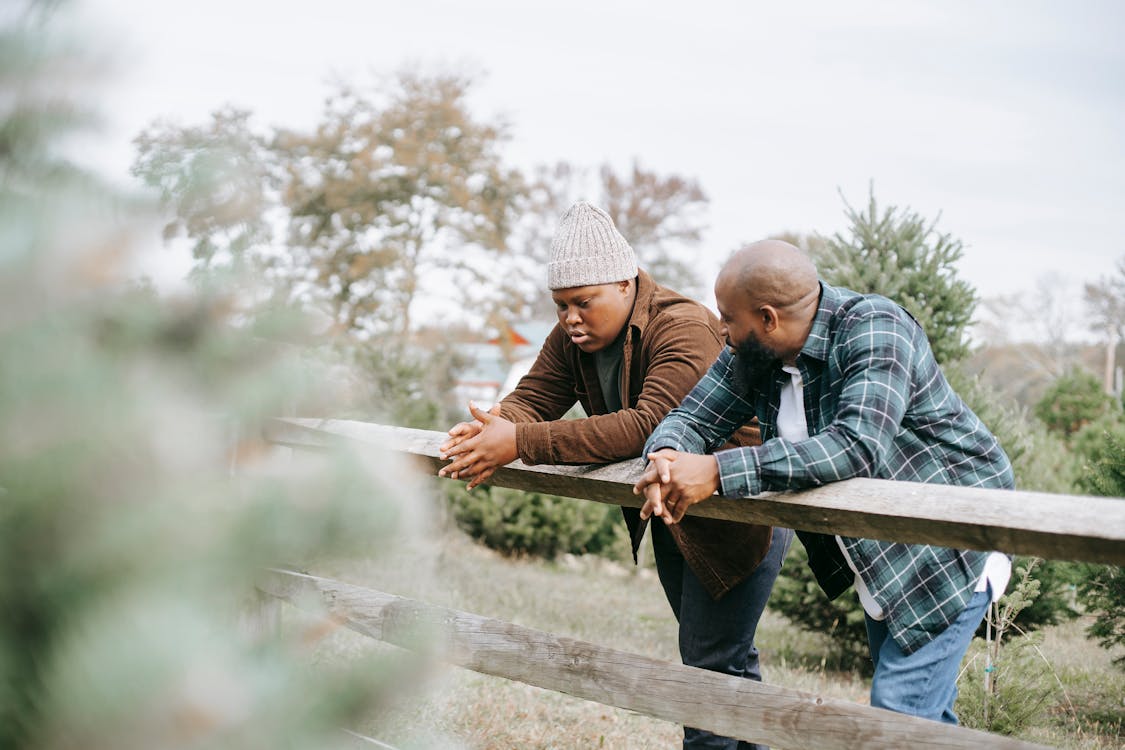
top-left (499, 270), bottom-right (773, 600)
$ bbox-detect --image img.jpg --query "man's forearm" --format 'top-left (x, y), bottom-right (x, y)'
top-left (644, 410), bottom-right (707, 457)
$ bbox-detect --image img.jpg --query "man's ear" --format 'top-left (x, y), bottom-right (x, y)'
top-left (760, 304), bottom-right (780, 333)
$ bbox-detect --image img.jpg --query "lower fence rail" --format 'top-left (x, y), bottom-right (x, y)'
top-left (259, 568), bottom-right (1049, 750)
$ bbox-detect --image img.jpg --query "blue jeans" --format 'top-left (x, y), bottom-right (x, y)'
top-left (652, 523), bottom-right (793, 750)
top-left (864, 587), bottom-right (991, 724)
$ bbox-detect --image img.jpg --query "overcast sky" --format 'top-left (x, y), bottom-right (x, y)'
top-left (76, 0), bottom-right (1125, 335)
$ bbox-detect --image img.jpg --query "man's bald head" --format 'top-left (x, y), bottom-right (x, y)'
top-left (714, 239), bottom-right (821, 367)
top-left (718, 239), bottom-right (819, 308)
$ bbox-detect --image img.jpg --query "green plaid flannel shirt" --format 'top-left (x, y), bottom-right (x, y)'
top-left (646, 283), bottom-right (1014, 654)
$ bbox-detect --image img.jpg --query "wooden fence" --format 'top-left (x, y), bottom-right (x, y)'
top-left (261, 417), bottom-right (1125, 749)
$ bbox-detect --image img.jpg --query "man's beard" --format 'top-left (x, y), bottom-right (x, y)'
top-left (730, 333), bottom-right (780, 393)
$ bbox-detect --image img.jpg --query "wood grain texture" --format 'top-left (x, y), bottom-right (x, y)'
top-left (260, 569), bottom-right (1048, 750)
top-left (264, 417), bottom-right (1125, 565)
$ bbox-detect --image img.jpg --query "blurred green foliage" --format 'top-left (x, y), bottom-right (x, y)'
top-left (1, 3), bottom-right (437, 747)
top-left (347, 342), bottom-right (469, 430)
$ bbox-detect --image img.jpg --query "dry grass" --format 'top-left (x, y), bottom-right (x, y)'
top-left (304, 529), bottom-right (688, 748)
top-left (1021, 617), bottom-right (1125, 749)
top-left (295, 521), bottom-right (1122, 750)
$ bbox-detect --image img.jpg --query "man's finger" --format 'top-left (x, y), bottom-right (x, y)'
top-left (443, 420), bottom-right (485, 454)
top-left (439, 434), bottom-right (478, 461)
top-left (468, 400), bottom-right (495, 424)
top-left (439, 452), bottom-right (477, 478)
top-left (466, 465), bottom-right (494, 490)
top-left (632, 464), bottom-right (661, 496)
top-left (646, 452), bottom-right (675, 484)
top-left (439, 437), bottom-right (467, 457)
top-left (454, 464), bottom-right (482, 483)
top-left (669, 502), bottom-right (688, 524)
top-left (443, 439), bottom-right (472, 455)
top-left (639, 481), bottom-right (656, 517)
top-left (466, 466), bottom-right (496, 491)
top-left (664, 488), bottom-right (690, 524)
top-left (656, 483), bottom-right (682, 524)
top-left (643, 481), bottom-right (664, 518)
top-left (447, 421), bottom-right (473, 438)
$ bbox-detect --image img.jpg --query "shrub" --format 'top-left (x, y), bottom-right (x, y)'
top-left (348, 342), bottom-right (468, 430)
top-left (946, 363), bottom-right (1081, 495)
top-left (957, 633), bottom-right (1059, 735)
top-left (1002, 558), bottom-right (1081, 631)
top-left (442, 481), bottom-right (630, 561)
top-left (768, 541), bottom-right (872, 674)
top-left (1074, 427), bottom-right (1125, 668)
top-left (1073, 414), bottom-right (1125, 485)
top-left (1078, 564), bottom-right (1125, 670)
top-left (947, 365), bottom-right (1083, 632)
top-left (957, 560), bottom-right (1062, 734)
top-left (1034, 368), bottom-right (1118, 440)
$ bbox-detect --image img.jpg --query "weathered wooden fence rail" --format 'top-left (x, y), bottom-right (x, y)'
top-left (261, 416), bottom-right (1125, 749)
top-left (260, 569), bottom-right (1040, 750)
top-left (264, 417), bottom-right (1125, 565)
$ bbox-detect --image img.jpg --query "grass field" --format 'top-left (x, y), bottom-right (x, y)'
top-left (297, 520), bottom-right (1123, 750)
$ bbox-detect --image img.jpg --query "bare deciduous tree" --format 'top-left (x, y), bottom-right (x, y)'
top-left (1084, 256), bottom-right (1125, 395)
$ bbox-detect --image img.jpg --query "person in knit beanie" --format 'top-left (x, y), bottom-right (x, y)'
top-left (439, 201), bottom-right (791, 750)
top-left (546, 201), bottom-right (637, 292)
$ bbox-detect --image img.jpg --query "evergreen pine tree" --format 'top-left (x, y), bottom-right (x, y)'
top-left (1035, 368), bottom-right (1118, 440)
top-left (814, 186), bottom-right (977, 364)
top-left (772, 187), bottom-right (982, 665)
top-left (1076, 431), bottom-right (1125, 668)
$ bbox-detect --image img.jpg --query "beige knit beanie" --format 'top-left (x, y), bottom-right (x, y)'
top-left (547, 201), bottom-right (638, 290)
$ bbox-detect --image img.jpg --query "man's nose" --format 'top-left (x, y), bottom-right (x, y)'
top-left (565, 307), bottom-right (581, 325)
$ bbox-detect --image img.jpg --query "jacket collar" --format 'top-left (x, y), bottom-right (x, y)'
top-left (626, 268), bottom-right (657, 335)
top-left (797, 281), bottom-right (840, 363)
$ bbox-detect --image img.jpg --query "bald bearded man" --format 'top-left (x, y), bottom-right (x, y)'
top-left (634, 240), bottom-right (1014, 725)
